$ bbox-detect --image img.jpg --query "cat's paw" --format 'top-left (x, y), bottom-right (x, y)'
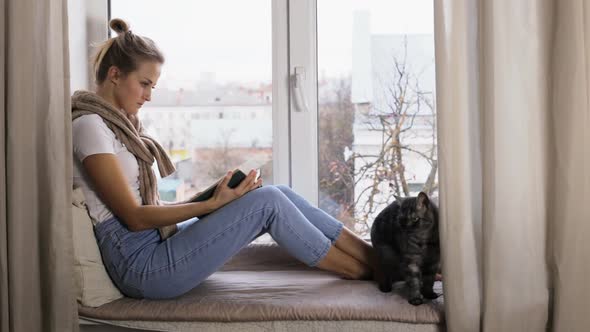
top-left (408, 295), bottom-right (424, 306)
top-left (378, 283), bottom-right (393, 293)
top-left (422, 290), bottom-right (439, 299)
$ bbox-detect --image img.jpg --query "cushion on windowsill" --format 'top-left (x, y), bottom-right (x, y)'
top-left (79, 243), bottom-right (445, 324)
top-left (72, 187), bottom-right (124, 307)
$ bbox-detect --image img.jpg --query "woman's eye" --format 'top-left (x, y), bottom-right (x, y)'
top-left (414, 217), bottom-right (420, 222)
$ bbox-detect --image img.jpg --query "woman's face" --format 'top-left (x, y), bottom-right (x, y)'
top-left (112, 61), bottom-right (161, 116)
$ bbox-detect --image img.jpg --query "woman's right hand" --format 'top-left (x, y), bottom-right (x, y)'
top-left (207, 169), bottom-right (262, 211)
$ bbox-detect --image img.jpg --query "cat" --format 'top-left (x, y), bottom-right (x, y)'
top-left (370, 192), bottom-right (440, 305)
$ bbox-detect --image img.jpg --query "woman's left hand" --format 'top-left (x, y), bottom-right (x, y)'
top-left (207, 169), bottom-right (263, 211)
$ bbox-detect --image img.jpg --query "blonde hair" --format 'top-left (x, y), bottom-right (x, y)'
top-left (93, 18), bottom-right (165, 84)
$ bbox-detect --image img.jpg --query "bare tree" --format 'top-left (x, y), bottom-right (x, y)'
top-left (352, 39), bottom-right (438, 233)
top-left (318, 39), bottom-right (438, 235)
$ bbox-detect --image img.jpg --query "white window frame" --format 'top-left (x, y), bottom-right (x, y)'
top-left (287, 0), bottom-right (319, 205)
top-left (271, 0), bottom-right (292, 189)
top-left (74, 0), bottom-right (320, 205)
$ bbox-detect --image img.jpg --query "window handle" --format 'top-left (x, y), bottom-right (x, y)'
top-left (292, 66), bottom-right (310, 112)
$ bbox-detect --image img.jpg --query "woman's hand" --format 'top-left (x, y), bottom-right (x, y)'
top-left (207, 169), bottom-right (263, 211)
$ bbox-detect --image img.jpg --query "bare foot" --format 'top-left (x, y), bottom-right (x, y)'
top-left (340, 266), bottom-right (372, 280)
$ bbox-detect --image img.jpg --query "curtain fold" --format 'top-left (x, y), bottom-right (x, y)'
top-left (435, 0), bottom-right (589, 331)
top-left (550, 1), bottom-right (590, 330)
top-left (0, 0), bottom-right (78, 331)
top-left (479, 1), bottom-right (551, 331)
top-left (433, 0), bottom-right (483, 331)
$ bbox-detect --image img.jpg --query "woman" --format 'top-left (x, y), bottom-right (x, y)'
top-left (72, 18), bottom-right (375, 299)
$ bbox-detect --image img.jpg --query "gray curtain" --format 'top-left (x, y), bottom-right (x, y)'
top-left (0, 0), bottom-right (78, 331)
top-left (435, 0), bottom-right (590, 331)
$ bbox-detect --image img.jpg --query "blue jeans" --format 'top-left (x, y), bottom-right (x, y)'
top-left (93, 185), bottom-right (344, 299)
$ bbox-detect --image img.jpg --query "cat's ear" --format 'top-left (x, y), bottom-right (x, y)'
top-left (417, 192), bottom-right (430, 210)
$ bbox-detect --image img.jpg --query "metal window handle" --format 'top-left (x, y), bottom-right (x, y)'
top-left (292, 66), bottom-right (309, 112)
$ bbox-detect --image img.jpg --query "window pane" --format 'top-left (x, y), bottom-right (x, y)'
top-left (318, 0), bottom-right (437, 236)
top-left (110, 0), bottom-right (273, 205)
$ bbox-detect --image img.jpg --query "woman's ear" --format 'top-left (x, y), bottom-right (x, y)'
top-left (107, 65), bottom-right (121, 85)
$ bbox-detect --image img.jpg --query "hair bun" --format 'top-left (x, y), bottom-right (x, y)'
top-left (109, 18), bottom-right (130, 34)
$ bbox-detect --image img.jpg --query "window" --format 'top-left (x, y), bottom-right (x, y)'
top-left (72, 0), bottom-right (437, 240)
top-left (316, 0), bottom-right (437, 236)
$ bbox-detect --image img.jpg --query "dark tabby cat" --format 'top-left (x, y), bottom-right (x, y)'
top-left (370, 192), bottom-right (440, 305)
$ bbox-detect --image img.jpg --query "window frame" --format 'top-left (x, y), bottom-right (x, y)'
top-left (287, 0), bottom-right (320, 205)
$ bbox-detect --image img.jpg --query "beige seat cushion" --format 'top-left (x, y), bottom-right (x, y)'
top-left (72, 187), bottom-right (124, 307)
top-left (79, 244), bottom-right (445, 324)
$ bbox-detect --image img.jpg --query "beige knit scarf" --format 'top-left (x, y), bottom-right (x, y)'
top-left (72, 90), bottom-right (177, 239)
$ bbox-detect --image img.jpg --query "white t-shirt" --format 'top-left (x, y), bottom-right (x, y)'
top-left (72, 114), bottom-right (142, 225)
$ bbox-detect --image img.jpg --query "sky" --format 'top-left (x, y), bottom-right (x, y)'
top-left (111, 0), bottom-right (433, 89)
